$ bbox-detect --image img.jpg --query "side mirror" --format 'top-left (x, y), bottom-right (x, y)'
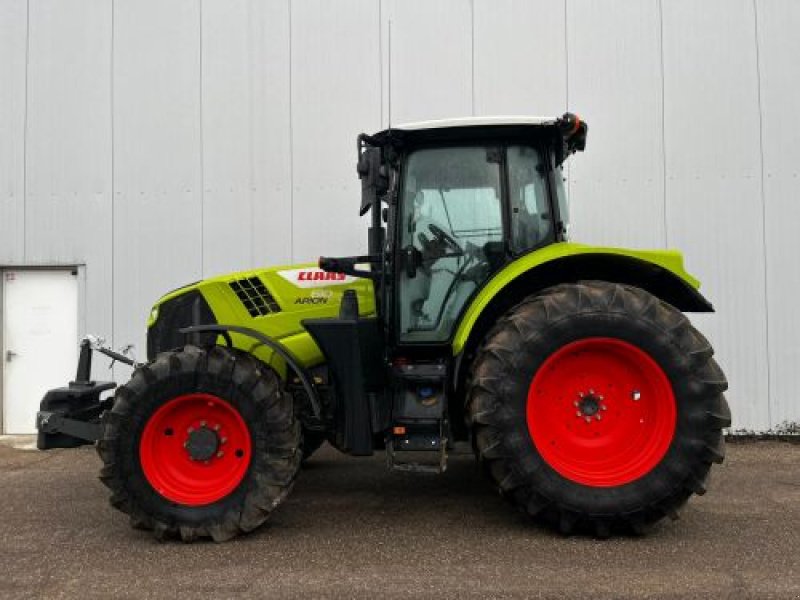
top-left (357, 145), bottom-right (388, 216)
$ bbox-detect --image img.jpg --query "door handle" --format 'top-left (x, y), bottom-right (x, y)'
top-left (5, 350), bottom-right (18, 362)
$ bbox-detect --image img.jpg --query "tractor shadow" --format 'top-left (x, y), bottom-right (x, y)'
top-left (263, 443), bottom-right (560, 539)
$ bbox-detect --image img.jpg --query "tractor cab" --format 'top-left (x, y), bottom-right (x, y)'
top-left (376, 116), bottom-right (583, 348)
top-left (313, 114), bottom-right (588, 468)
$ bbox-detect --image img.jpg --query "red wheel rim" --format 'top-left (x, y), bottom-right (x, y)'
top-left (139, 393), bottom-right (252, 506)
top-left (526, 337), bottom-right (676, 487)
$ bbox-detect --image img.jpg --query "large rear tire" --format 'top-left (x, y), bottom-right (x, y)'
top-left (97, 345), bottom-right (301, 542)
top-left (467, 281), bottom-right (730, 536)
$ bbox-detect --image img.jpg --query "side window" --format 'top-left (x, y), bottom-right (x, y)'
top-left (507, 145), bottom-right (552, 253)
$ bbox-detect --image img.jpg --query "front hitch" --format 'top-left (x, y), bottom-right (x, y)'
top-left (36, 337), bottom-right (131, 449)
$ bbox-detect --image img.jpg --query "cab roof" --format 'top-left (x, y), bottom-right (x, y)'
top-left (390, 115), bottom-right (557, 131)
top-left (367, 113), bottom-right (586, 155)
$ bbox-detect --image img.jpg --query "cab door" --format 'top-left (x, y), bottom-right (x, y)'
top-left (396, 145), bottom-right (505, 344)
top-left (394, 143), bottom-right (556, 346)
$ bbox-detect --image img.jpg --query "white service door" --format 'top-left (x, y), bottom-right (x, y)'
top-left (2, 270), bottom-right (78, 434)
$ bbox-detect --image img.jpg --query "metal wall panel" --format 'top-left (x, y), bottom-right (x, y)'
top-left (473, 0), bottom-right (566, 116)
top-left (291, 0), bottom-right (382, 260)
top-left (0, 0), bottom-right (27, 263)
top-left (756, 0), bottom-right (800, 431)
top-left (24, 0), bottom-right (113, 380)
top-left (381, 0), bottom-right (472, 124)
top-left (113, 0), bottom-right (203, 356)
top-left (662, 0), bottom-right (769, 431)
top-left (567, 0), bottom-right (666, 249)
top-left (200, 0), bottom-right (294, 275)
top-left (201, 0), bottom-right (253, 277)
top-left (250, 0), bottom-right (293, 268)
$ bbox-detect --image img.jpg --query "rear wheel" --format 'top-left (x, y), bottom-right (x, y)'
top-left (467, 281), bottom-right (730, 536)
top-left (97, 345), bottom-right (301, 542)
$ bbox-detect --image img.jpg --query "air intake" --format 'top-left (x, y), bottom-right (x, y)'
top-left (229, 277), bottom-right (281, 317)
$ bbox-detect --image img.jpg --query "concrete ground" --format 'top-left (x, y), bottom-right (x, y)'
top-left (0, 439), bottom-right (797, 600)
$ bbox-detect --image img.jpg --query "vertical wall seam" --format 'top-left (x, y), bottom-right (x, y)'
top-left (247, 0), bottom-right (255, 267)
top-left (288, 0), bottom-right (294, 263)
top-left (110, 0), bottom-right (115, 349)
top-left (657, 0), bottom-right (668, 248)
top-left (563, 0), bottom-right (571, 197)
top-left (22, 0), bottom-right (30, 261)
top-left (470, 0), bottom-right (475, 115)
top-left (378, 0), bottom-right (383, 127)
top-left (751, 0), bottom-right (772, 428)
top-left (563, 0), bottom-right (569, 110)
top-left (199, 0), bottom-right (205, 277)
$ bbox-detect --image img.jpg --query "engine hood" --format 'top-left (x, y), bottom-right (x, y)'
top-left (147, 263), bottom-right (376, 370)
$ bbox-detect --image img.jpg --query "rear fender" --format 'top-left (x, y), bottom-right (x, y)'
top-left (452, 242), bottom-right (712, 358)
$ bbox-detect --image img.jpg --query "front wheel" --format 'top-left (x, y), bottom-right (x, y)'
top-left (467, 281), bottom-right (730, 536)
top-left (97, 345), bottom-right (301, 542)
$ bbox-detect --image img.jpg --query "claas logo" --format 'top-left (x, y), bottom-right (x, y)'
top-left (297, 271), bottom-right (346, 281)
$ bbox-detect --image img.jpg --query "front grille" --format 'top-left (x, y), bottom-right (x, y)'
top-left (229, 277), bottom-right (281, 317)
top-left (147, 291), bottom-right (216, 360)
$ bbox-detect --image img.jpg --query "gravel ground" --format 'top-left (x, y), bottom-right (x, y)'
top-left (0, 439), bottom-right (797, 599)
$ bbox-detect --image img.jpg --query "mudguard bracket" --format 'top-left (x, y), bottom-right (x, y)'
top-left (180, 324), bottom-right (323, 423)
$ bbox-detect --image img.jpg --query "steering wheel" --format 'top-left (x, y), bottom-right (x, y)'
top-left (427, 224), bottom-right (463, 256)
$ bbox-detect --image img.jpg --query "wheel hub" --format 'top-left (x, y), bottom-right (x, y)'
top-left (577, 394), bottom-right (601, 417)
top-left (185, 426), bottom-right (219, 461)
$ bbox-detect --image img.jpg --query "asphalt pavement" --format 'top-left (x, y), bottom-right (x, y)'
top-left (0, 438), bottom-right (798, 599)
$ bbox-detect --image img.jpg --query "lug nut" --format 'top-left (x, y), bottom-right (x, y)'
top-left (200, 420), bottom-right (207, 427)
top-left (596, 414), bottom-right (602, 421)
top-left (214, 424), bottom-right (221, 431)
top-left (601, 405), bottom-right (607, 411)
top-left (584, 416), bottom-right (592, 423)
top-left (216, 451), bottom-right (224, 458)
top-left (632, 390), bottom-right (641, 401)
top-left (573, 401), bottom-right (579, 407)
top-left (220, 437), bottom-right (227, 445)
top-left (576, 411), bottom-right (582, 417)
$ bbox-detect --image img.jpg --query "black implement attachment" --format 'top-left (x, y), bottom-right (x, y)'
top-left (36, 338), bottom-right (123, 449)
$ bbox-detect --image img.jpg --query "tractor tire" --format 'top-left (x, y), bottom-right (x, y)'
top-left (97, 345), bottom-right (301, 542)
top-left (467, 281), bottom-right (730, 536)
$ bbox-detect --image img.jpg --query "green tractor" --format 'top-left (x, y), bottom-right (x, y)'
top-left (36, 114), bottom-right (730, 541)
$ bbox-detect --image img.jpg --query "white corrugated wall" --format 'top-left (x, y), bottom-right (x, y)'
top-left (0, 0), bottom-right (797, 432)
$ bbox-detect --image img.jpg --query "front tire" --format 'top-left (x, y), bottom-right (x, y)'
top-left (97, 345), bottom-right (301, 542)
top-left (467, 281), bottom-right (730, 536)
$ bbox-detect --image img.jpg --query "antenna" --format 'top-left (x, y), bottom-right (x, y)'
top-left (387, 19), bottom-right (392, 129)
